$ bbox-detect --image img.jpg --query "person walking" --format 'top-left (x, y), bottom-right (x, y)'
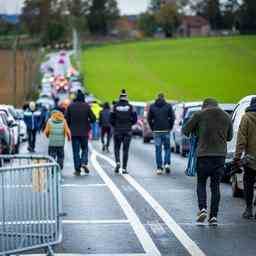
top-left (99, 102), bottom-right (112, 152)
top-left (66, 90), bottom-right (96, 176)
top-left (234, 97), bottom-right (256, 219)
top-left (110, 90), bottom-right (137, 174)
top-left (147, 93), bottom-right (175, 175)
top-left (182, 98), bottom-right (233, 226)
top-left (91, 101), bottom-right (102, 140)
top-left (44, 109), bottom-right (71, 170)
top-left (23, 102), bottom-right (43, 153)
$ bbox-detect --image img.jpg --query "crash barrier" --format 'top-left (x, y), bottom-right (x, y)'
top-left (185, 136), bottom-right (198, 177)
top-left (0, 155), bottom-right (62, 256)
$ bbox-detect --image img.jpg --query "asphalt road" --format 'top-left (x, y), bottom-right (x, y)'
top-left (16, 134), bottom-right (256, 256)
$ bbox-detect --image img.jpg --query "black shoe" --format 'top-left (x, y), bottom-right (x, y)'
top-left (115, 163), bottom-right (120, 173)
top-left (196, 209), bottom-right (207, 223)
top-left (242, 208), bottom-right (253, 219)
top-left (81, 165), bottom-right (90, 174)
top-left (208, 217), bottom-right (218, 226)
top-left (165, 165), bottom-right (171, 174)
top-left (74, 170), bottom-right (81, 176)
top-left (122, 169), bottom-right (129, 174)
top-left (102, 145), bottom-right (106, 152)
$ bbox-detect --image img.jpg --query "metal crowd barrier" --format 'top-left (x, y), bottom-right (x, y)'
top-left (0, 155), bottom-right (63, 255)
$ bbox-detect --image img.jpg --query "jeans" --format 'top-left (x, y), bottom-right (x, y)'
top-left (101, 127), bottom-right (112, 148)
top-left (243, 167), bottom-right (256, 209)
top-left (197, 156), bottom-right (225, 218)
top-left (49, 146), bottom-right (64, 170)
top-left (71, 136), bottom-right (88, 171)
top-left (92, 122), bottom-right (100, 140)
top-left (27, 129), bottom-right (37, 151)
top-left (154, 132), bottom-right (171, 169)
top-left (114, 132), bottom-right (132, 169)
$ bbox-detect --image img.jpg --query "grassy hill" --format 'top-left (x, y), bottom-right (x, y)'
top-left (81, 36), bottom-right (256, 103)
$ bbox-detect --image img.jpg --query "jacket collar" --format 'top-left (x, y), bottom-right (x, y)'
top-left (246, 105), bottom-right (256, 113)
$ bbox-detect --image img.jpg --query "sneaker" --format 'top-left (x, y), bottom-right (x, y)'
top-left (196, 209), bottom-right (208, 223)
top-left (242, 208), bottom-right (253, 219)
top-left (74, 170), bottom-right (81, 176)
top-left (122, 169), bottom-right (129, 174)
top-left (102, 145), bottom-right (106, 152)
top-left (115, 163), bottom-right (120, 174)
top-left (156, 168), bottom-right (163, 175)
top-left (208, 217), bottom-right (218, 226)
top-left (81, 165), bottom-right (90, 174)
top-left (106, 147), bottom-right (110, 153)
top-left (165, 165), bottom-right (171, 174)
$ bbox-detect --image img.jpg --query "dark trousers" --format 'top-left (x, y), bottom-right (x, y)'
top-left (197, 156), bottom-right (225, 218)
top-left (71, 136), bottom-right (88, 171)
top-left (101, 127), bottom-right (112, 148)
top-left (49, 146), bottom-right (64, 170)
top-left (243, 167), bottom-right (256, 209)
top-left (27, 129), bottom-right (37, 151)
top-left (114, 132), bottom-right (132, 169)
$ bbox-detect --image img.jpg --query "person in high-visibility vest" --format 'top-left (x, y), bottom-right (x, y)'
top-left (91, 101), bottom-right (102, 140)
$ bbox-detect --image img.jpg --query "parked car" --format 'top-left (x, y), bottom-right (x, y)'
top-left (142, 101), bottom-right (177, 143)
top-left (173, 102), bottom-right (202, 155)
top-left (131, 102), bottom-right (146, 136)
top-left (0, 112), bottom-right (13, 154)
top-left (225, 95), bottom-right (256, 197)
top-left (0, 105), bottom-right (20, 153)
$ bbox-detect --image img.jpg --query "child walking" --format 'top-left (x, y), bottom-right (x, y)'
top-left (44, 109), bottom-right (71, 170)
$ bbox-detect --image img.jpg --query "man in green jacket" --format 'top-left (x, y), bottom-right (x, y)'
top-left (235, 97), bottom-right (256, 219)
top-left (183, 98), bottom-right (233, 225)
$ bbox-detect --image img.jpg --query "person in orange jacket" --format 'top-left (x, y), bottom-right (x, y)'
top-left (44, 109), bottom-right (71, 170)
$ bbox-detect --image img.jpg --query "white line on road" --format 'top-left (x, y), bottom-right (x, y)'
top-left (20, 254), bottom-right (148, 256)
top-left (63, 219), bottom-right (129, 225)
top-left (92, 148), bottom-right (206, 256)
top-left (91, 153), bottom-right (161, 256)
top-left (62, 184), bottom-right (107, 188)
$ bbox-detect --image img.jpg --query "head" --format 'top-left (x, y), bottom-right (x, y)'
top-left (202, 98), bottom-right (218, 110)
top-left (29, 101), bottom-right (36, 111)
top-left (76, 89), bottom-right (85, 102)
top-left (103, 102), bottom-right (110, 109)
top-left (119, 89), bottom-right (128, 101)
top-left (250, 97), bottom-right (256, 107)
top-left (157, 93), bottom-right (165, 101)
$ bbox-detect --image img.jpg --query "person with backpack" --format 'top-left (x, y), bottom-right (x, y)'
top-left (44, 109), bottom-right (71, 170)
top-left (110, 90), bottom-right (137, 174)
top-left (99, 102), bottom-right (112, 153)
top-left (234, 97), bottom-right (256, 219)
top-left (66, 90), bottom-right (96, 176)
top-left (147, 93), bottom-right (175, 175)
top-left (182, 98), bottom-right (233, 226)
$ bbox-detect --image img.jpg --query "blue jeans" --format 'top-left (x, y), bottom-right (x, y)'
top-left (154, 132), bottom-right (171, 169)
top-left (71, 136), bottom-right (88, 171)
top-left (92, 122), bottom-right (100, 140)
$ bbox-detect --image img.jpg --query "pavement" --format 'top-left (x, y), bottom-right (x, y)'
top-left (16, 135), bottom-right (256, 256)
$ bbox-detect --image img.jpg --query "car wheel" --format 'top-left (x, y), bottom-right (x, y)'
top-left (231, 175), bottom-right (244, 198)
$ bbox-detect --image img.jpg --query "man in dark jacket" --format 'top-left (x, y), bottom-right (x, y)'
top-left (147, 93), bottom-right (175, 175)
top-left (235, 97), bottom-right (256, 219)
top-left (183, 98), bottom-right (233, 226)
top-left (99, 102), bottom-right (112, 153)
top-left (110, 90), bottom-right (137, 174)
top-left (66, 90), bottom-right (96, 176)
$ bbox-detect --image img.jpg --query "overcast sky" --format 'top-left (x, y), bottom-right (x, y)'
top-left (0, 0), bottom-right (150, 15)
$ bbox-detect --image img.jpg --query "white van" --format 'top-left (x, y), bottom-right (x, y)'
top-left (226, 95), bottom-right (256, 197)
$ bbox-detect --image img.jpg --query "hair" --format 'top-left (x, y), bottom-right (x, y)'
top-left (103, 102), bottom-right (110, 109)
top-left (158, 93), bottom-right (165, 99)
top-left (250, 97), bottom-right (256, 107)
top-left (202, 98), bottom-right (218, 109)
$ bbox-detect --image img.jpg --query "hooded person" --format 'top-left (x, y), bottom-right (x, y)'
top-left (66, 90), bottom-right (96, 175)
top-left (44, 109), bottom-right (71, 170)
top-left (235, 96), bottom-right (256, 219)
top-left (110, 89), bottom-right (137, 174)
top-left (147, 93), bottom-right (175, 175)
top-left (182, 98), bottom-right (233, 226)
top-left (24, 101), bottom-right (43, 152)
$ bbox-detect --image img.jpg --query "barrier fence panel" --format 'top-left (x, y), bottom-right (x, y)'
top-left (0, 155), bottom-right (63, 255)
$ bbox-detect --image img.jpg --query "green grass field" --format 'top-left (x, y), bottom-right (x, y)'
top-left (81, 36), bottom-right (256, 103)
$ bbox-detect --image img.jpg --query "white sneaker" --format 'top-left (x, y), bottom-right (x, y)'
top-left (156, 168), bottom-right (163, 175)
top-left (196, 209), bottom-right (208, 223)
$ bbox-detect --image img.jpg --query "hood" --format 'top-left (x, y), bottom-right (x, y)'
top-left (246, 111), bottom-right (256, 122)
top-left (51, 111), bottom-right (65, 122)
top-left (246, 105), bottom-right (256, 113)
top-left (155, 98), bottom-right (166, 108)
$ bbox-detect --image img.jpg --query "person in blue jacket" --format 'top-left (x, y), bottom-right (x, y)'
top-left (24, 101), bottom-right (43, 152)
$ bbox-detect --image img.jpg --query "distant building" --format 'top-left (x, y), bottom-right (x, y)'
top-left (178, 16), bottom-right (210, 37)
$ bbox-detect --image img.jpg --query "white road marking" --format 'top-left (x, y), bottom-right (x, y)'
top-left (92, 148), bottom-right (206, 256)
top-left (91, 153), bottom-right (161, 256)
top-left (62, 184), bottom-right (107, 188)
top-left (19, 254), bottom-right (147, 256)
top-left (63, 219), bottom-right (129, 224)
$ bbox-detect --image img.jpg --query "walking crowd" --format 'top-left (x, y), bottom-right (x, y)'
top-left (22, 89), bottom-right (256, 226)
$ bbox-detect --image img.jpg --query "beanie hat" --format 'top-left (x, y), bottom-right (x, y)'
top-left (250, 97), bottom-right (256, 107)
top-left (119, 89), bottom-right (128, 101)
top-left (202, 98), bottom-right (218, 109)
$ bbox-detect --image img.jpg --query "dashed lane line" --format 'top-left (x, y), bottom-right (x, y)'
top-left (92, 148), bottom-right (206, 256)
top-left (91, 153), bottom-right (161, 256)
